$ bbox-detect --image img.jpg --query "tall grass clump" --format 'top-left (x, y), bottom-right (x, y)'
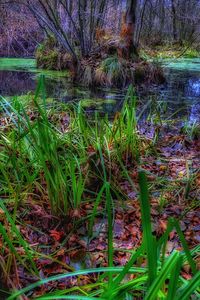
top-left (95, 56), bottom-right (131, 87)
top-left (113, 85), bottom-right (139, 163)
top-left (7, 170), bottom-right (200, 300)
top-left (0, 79), bottom-right (199, 299)
top-left (0, 78), bottom-right (88, 216)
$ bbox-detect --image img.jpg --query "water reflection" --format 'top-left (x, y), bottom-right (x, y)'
top-left (189, 103), bottom-right (200, 124)
top-left (188, 79), bottom-right (200, 96)
top-left (0, 71), bottom-right (36, 96)
top-left (0, 59), bottom-right (200, 121)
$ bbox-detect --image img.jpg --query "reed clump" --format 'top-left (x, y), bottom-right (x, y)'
top-left (0, 80), bottom-right (199, 299)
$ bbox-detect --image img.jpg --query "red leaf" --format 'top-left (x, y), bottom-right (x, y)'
top-left (49, 230), bottom-right (64, 242)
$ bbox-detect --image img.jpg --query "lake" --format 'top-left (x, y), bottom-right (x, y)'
top-left (0, 57), bottom-right (200, 122)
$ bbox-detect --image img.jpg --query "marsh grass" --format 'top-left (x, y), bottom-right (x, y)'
top-left (0, 79), bottom-right (199, 299)
top-left (100, 56), bottom-right (129, 87)
top-left (6, 171), bottom-right (200, 300)
top-left (182, 120), bottom-right (200, 140)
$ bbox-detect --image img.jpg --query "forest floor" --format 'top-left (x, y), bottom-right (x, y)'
top-left (0, 96), bottom-right (199, 298)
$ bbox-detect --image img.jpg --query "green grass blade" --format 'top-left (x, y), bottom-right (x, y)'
top-left (113, 275), bottom-right (148, 299)
top-left (89, 183), bottom-right (106, 237)
top-left (35, 296), bottom-right (104, 300)
top-left (173, 219), bottom-right (197, 275)
top-left (176, 271), bottom-right (200, 300)
top-left (144, 251), bottom-right (180, 300)
top-left (0, 202), bottom-right (39, 275)
top-left (113, 244), bottom-right (144, 286)
top-left (7, 267), bottom-right (146, 300)
top-left (138, 170), bottom-right (157, 285)
top-left (166, 255), bottom-right (183, 300)
top-left (105, 182), bottom-right (114, 286)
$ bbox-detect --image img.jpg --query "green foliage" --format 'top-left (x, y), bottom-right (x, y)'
top-left (0, 80), bottom-right (199, 299)
top-left (0, 58), bottom-right (36, 71)
top-left (148, 45), bottom-right (200, 59)
top-left (0, 79), bottom-right (86, 215)
top-left (182, 121), bottom-right (200, 140)
top-left (0, 202), bottom-right (39, 277)
top-left (96, 56), bottom-right (130, 87)
top-left (6, 172), bottom-right (200, 300)
top-left (36, 48), bottom-right (60, 70)
top-left (35, 35), bottom-right (68, 70)
top-left (182, 48), bottom-right (200, 59)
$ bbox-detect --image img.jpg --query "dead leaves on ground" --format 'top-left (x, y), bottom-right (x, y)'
top-left (0, 128), bottom-right (199, 296)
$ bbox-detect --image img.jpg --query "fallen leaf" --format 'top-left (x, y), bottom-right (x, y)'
top-left (49, 230), bottom-right (64, 242)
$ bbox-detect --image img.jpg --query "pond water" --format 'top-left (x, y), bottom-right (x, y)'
top-left (0, 57), bottom-right (200, 122)
top-left (160, 58), bottom-right (200, 123)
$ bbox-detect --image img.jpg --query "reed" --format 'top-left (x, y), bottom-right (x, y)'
top-left (0, 79), bottom-right (199, 299)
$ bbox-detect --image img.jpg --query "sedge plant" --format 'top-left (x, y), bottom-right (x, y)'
top-left (6, 170), bottom-right (200, 300)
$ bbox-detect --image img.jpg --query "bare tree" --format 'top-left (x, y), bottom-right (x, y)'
top-left (120, 0), bottom-right (138, 58)
top-left (171, 0), bottom-right (178, 41)
top-left (1, 0), bottom-right (200, 58)
top-left (12, 0), bottom-right (109, 61)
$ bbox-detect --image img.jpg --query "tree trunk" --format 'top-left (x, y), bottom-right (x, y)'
top-left (159, 0), bottom-right (165, 41)
top-left (120, 0), bottom-right (138, 59)
top-left (171, 0), bottom-right (178, 41)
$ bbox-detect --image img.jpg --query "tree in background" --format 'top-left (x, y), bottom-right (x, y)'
top-left (0, 2), bottom-right (42, 57)
top-left (18, 0), bottom-right (110, 61)
top-left (1, 0), bottom-right (199, 58)
top-left (138, 0), bottom-right (200, 47)
top-left (171, 0), bottom-right (178, 42)
top-left (120, 0), bottom-right (138, 58)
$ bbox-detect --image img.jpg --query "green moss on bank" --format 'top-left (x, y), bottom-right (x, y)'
top-left (143, 45), bottom-right (200, 59)
top-left (36, 36), bottom-right (73, 71)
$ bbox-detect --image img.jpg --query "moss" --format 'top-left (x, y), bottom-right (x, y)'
top-left (144, 45), bottom-right (200, 59)
top-left (183, 49), bottom-right (200, 58)
top-left (80, 98), bottom-right (116, 108)
top-left (36, 35), bottom-right (73, 71)
top-left (0, 58), bottom-right (69, 79)
top-left (162, 58), bottom-right (200, 71)
top-left (36, 49), bottom-right (59, 70)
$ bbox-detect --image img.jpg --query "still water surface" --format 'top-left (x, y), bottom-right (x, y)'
top-left (0, 58), bottom-right (200, 122)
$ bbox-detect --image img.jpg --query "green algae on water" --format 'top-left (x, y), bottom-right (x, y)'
top-left (80, 98), bottom-right (116, 108)
top-left (0, 58), bottom-right (69, 78)
top-left (162, 58), bottom-right (200, 72)
top-left (0, 58), bottom-right (36, 71)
